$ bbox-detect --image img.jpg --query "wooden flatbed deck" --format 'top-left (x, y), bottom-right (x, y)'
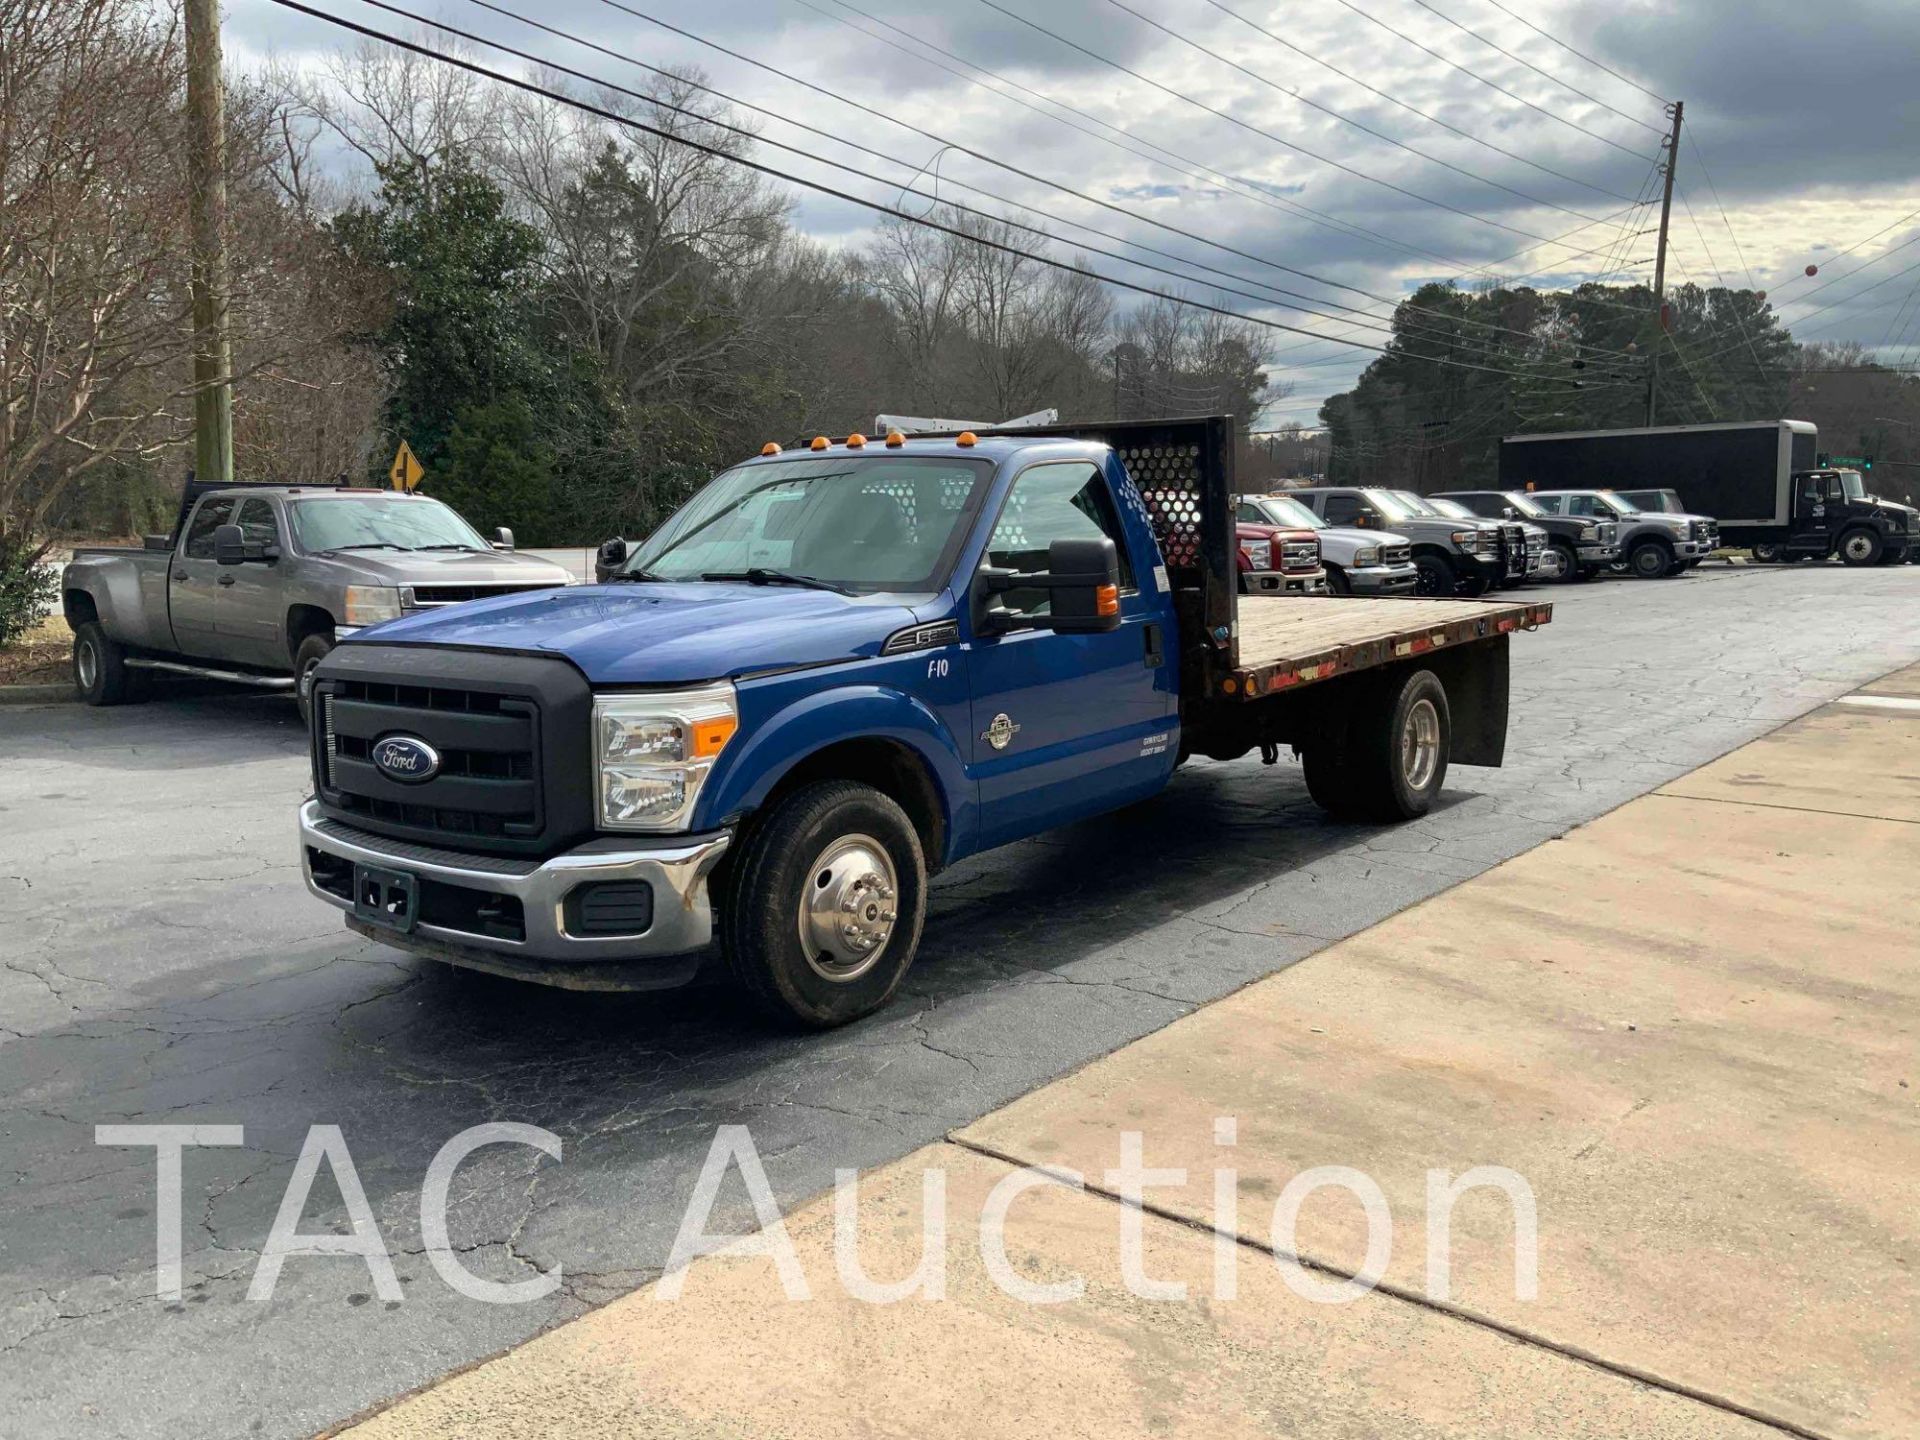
top-left (1221, 594), bottom-right (1552, 700)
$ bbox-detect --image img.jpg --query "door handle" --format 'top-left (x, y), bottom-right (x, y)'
top-left (1143, 622), bottom-right (1164, 669)
top-left (171, 571), bottom-right (187, 584)
top-left (218, 574), bottom-right (235, 587)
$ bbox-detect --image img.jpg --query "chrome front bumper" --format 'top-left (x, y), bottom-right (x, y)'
top-left (1245, 570), bottom-right (1329, 595)
top-left (299, 799), bottom-right (730, 976)
top-left (1346, 562), bottom-right (1418, 594)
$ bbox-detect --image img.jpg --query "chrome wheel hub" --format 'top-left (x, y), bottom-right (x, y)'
top-left (1401, 697), bottom-right (1440, 792)
top-left (76, 640), bottom-right (97, 690)
top-left (799, 834), bottom-right (898, 982)
top-left (1844, 534), bottom-right (1872, 561)
top-left (1539, 546), bottom-right (1569, 580)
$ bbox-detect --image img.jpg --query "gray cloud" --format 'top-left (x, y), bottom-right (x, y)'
top-left (225, 0), bottom-right (1920, 417)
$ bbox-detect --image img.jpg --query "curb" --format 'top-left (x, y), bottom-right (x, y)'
top-left (0, 682), bottom-right (73, 706)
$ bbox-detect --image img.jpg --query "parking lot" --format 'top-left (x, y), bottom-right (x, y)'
top-left (4, 560), bottom-right (1920, 1439)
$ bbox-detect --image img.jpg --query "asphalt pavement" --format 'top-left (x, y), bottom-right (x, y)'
top-left (3, 561), bottom-right (1918, 1438)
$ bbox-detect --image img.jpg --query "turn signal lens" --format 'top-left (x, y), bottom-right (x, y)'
top-left (810, 435), bottom-right (830, 451)
top-left (690, 715), bottom-right (737, 759)
top-left (1096, 583), bottom-right (1119, 617)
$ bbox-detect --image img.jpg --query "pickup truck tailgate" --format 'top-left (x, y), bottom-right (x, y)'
top-left (1224, 595), bottom-right (1552, 699)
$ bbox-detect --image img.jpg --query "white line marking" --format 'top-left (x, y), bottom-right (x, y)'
top-left (1836, 694), bottom-right (1920, 713)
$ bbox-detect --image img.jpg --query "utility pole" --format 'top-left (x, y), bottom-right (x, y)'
top-left (185, 0), bottom-right (234, 485)
top-left (1645, 99), bottom-right (1684, 427)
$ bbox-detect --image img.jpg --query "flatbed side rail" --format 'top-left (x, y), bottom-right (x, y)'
top-left (1220, 600), bottom-right (1553, 701)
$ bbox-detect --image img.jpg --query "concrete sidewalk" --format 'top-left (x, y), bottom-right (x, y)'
top-left (338, 664), bottom-right (1920, 1440)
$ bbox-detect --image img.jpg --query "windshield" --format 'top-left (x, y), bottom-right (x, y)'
top-left (1372, 489), bottom-right (1439, 519)
top-left (1597, 493), bottom-right (1640, 517)
top-left (290, 497), bottom-right (490, 552)
top-left (1500, 491), bottom-right (1548, 519)
top-left (1426, 496), bottom-right (1476, 520)
top-left (1249, 495), bottom-right (1322, 530)
top-left (627, 455), bottom-right (994, 591)
top-left (1837, 470), bottom-right (1867, 501)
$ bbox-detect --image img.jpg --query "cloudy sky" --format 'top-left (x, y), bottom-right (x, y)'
top-left (224, 0), bottom-right (1920, 426)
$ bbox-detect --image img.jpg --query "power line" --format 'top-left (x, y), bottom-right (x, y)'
top-left (1476, 0), bottom-right (1670, 105)
top-left (1197, 0), bottom-right (1639, 202)
top-left (1768, 204), bottom-right (1920, 293)
top-left (578, 0), bottom-right (1644, 359)
top-left (269, 0), bottom-right (1612, 394)
top-left (795, 0), bottom-right (1575, 293)
top-left (973, 0), bottom-right (1614, 251)
top-left (1102, 0), bottom-right (1626, 218)
top-left (1406, 0), bottom-right (1668, 136)
top-left (1325, 0), bottom-right (1658, 162)
top-left (816, 0), bottom-right (1671, 304)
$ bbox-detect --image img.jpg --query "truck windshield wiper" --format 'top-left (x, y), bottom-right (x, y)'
top-left (414, 543), bottom-right (484, 552)
top-left (607, 567), bottom-right (668, 582)
top-left (322, 542), bottom-right (410, 552)
top-left (701, 568), bottom-right (855, 596)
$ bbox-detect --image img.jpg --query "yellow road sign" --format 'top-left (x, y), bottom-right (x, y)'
top-left (389, 440), bottom-right (424, 492)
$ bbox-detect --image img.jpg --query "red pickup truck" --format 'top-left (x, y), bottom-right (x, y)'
top-left (1235, 518), bottom-right (1326, 595)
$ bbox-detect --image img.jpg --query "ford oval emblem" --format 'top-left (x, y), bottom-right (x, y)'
top-left (371, 734), bottom-right (440, 784)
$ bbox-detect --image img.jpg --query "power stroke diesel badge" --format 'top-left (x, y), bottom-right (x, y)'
top-left (981, 713), bottom-right (1021, 751)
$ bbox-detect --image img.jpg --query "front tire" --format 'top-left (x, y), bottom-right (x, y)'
top-left (294, 632), bottom-right (335, 727)
top-left (72, 621), bottom-right (136, 706)
top-left (1325, 565), bottom-right (1351, 595)
top-left (719, 780), bottom-right (927, 1029)
top-left (1303, 668), bottom-right (1450, 822)
top-left (1628, 538), bottom-right (1675, 579)
top-left (1837, 528), bottom-right (1883, 566)
top-left (1412, 555), bottom-right (1456, 597)
top-left (1751, 543), bottom-right (1782, 564)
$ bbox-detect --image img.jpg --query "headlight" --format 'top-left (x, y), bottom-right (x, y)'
top-left (344, 585), bottom-right (402, 626)
top-left (1353, 546), bottom-right (1381, 566)
top-left (595, 684), bottom-right (738, 831)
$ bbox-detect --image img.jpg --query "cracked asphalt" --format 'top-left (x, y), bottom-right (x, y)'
top-left (4, 561), bottom-right (1918, 1439)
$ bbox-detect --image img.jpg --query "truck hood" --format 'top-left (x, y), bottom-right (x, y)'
top-left (348, 581), bottom-right (923, 686)
top-left (329, 549), bottom-right (573, 587)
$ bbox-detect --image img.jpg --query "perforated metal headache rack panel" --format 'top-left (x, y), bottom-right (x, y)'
top-left (899, 415), bottom-right (1239, 672)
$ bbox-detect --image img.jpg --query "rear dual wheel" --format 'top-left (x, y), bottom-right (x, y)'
top-left (1304, 668), bottom-right (1450, 823)
top-left (72, 621), bottom-right (143, 706)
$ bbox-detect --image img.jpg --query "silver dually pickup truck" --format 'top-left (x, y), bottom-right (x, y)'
top-left (62, 480), bottom-right (573, 720)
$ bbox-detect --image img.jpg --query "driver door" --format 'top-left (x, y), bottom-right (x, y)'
top-left (169, 496), bottom-right (233, 655)
top-left (1790, 474), bottom-right (1840, 548)
top-left (965, 461), bottom-right (1174, 849)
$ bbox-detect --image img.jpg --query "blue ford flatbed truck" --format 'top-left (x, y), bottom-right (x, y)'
top-left (299, 417), bottom-right (1551, 1028)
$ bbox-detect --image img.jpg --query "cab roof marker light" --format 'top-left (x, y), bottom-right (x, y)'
top-left (956, 431), bottom-right (978, 447)
top-left (810, 435), bottom-right (830, 451)
top-left (845, 432), bottom-right (867, 449)
top-left (760, 441), bottom-right (781, 456)
top-left (884, 431), bottom-right (906, 448)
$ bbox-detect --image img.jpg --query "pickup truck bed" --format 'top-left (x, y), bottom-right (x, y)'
top-left (1225, 595), bottom-right (1552, 699)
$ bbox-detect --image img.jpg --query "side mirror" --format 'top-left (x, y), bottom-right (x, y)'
top-left (214, 523), bottom-right (247, 565)
top-left (975, 535), bottom-right (1121, 636)
top-left (493, 526), bottom-right (515, 553)
top-left (594, 537), bottom-right (628, 584)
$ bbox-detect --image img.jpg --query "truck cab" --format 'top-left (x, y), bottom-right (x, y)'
top-left (298, 419), bottom-right (1549, 1029)
top-left (1764, 469), bottom-right (1916, 566)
